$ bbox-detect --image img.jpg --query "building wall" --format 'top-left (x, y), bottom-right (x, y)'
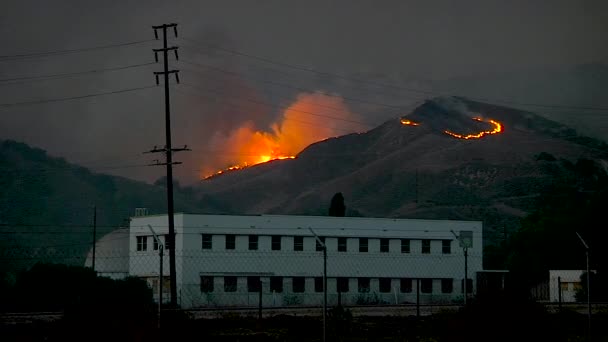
top-left (549, 270), bottom-right (588, 303)
top-left (84, 228), bottom-right (129, 279)
top-left (129, 214), bottom-right (483, 308)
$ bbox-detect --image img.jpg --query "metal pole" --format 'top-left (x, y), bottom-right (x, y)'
top-left (586, 249), bottom-right (591, 341)
top-left (159, 245), bottom-right (163, 329)
top-left (416, 278), bottom-right (420, 318)
top-left (258, 279), bottom-right (263, 320)
top-left (91, 205), bottom-right (97, 271)
top-left (576, 231), bottom-right (591, 341)
top-left (308, 227), bottom-right (327, 342)
top-left (464, 247), bottom-right (468, 306)
top-left (558, 276), bottom-right (562, 312)
top-left (323, 246), bottom-right (327, 342)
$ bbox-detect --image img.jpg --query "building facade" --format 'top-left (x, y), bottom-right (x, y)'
top-left (121, 213), bottom-right (484, 309)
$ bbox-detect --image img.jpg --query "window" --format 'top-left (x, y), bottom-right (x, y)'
top-left (136, 236), bottom-right (147, 251)
top-left (248, 276), bottom-right (261, 292)
top-left (359, 238), bottom-right (368, 252)
top-left (314, 277), bottom-right (324, 293)
top-left (400, 278), bottom-right (412, 293)
top-left (249, 235), bottom-right (258, 250)
top-left (270, 276), bottom-right (283, 293)
top-left (292, 277), bottom-right (305, 293)
top-left (294, 236), bottom-right (304, 251)
top-left (153, 237), bottom-right (159, 251)
top-left (271, 235), bottom-right (281, 251)
top-left (441, 279), bottom-right (453, 293)
top-left (202, 234), bottom-right (212, 250)
top-left (380, 238), bottom-right (389, 253)
top-left (315, 237), bottom-right (325, 251)
top-left (401, 239), bottom-right (410, 253)
top-left (337, 277), bottom-right (349, 293)
top-left (422, 239), bottom-right (431, 254)
top-left (461, 279), bottom-right (473, 293)
top-left (442, 240), bottom-right (451, 254)
top-left (225, 235), bottom-right (235, 250)
top-left (224, 276), bottom-right (237, 292)
top-left (379, 278), bottom-right (391, 293)
top-left (200, 276), bottom-right (214, 293)
top-left (421, 279), bottom-right (433, 293)
top-left (338, 237), bottom-right (347, 252)
top-left (358, 278), bottom-right (370, 293)
top-left (164, 234), bottom-right (171, 250)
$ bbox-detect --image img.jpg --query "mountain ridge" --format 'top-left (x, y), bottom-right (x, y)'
top-left (193, 97), bottom-right (608, 242)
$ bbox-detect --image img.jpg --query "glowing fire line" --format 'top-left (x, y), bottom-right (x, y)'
top-left (443, 117), bottom-right (502, 139)
top-left (400, 119), bottom-right (420, 126)
top-left (400, 116), bottom-right (503, 140)
top-left (204, 156), bottom-right (296, 180)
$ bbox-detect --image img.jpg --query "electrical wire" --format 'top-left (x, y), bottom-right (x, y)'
top-left (0, 62), bottom-right (155, 85)
top-left (0, 85), bottom-right (157, 108)
top-left (0, 39), bottom-right (155, 61)
top-left (179, 37), bottom-right (608, 112)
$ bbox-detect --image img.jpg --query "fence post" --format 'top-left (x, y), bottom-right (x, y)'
top-left (558, 276), bottom-right (562, 312)
top-left (258, 279), bottom-right (263, 320)
top-left (416, 278), bottom-right (420, 318)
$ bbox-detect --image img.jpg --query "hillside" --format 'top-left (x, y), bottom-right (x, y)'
top-left (0, 140), bottom-right (199, 271)
top-left (193, 97), bottom-right (608, 244)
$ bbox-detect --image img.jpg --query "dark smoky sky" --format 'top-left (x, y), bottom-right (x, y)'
top-left (1, 0), bottom-right (607, 185)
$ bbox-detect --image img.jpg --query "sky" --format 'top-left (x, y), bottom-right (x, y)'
top-left (1, 0), bottom-right (607, 185)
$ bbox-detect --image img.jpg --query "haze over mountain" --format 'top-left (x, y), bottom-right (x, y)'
top-left (2, 96), bottom-right (607, 273)
top-left (192, 96), bottom-right (608, 243)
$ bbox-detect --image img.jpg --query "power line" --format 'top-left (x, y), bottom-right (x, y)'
top-left (180, 82), bottom-right (370, 128)
top-left (180, 37), bottom-right (608, 112)
top-left (0, 85), bottom-right (157, 108)
top-left (0, 62), bottom-right (155, 85)
top-left (0, 39), bottom-right (155, 61)
top-left (179, 59), bottom-right (419, 114)
top-left (174, 87), bottom-right (368, 133)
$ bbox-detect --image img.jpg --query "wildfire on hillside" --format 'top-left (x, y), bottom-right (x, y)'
top-left (204, 156), bottom-right (295, 180)
top-left (444, 117), bottom-right (503, 139)
top-left (202, 92), bottom-right (363, 180)
top-left (400, 119), bottom-right (420, 126)
top-left (400, 116), bottom-right (503, 139)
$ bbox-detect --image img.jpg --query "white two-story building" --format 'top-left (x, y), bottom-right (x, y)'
top-left (118, 213), bottom-right (484, 309)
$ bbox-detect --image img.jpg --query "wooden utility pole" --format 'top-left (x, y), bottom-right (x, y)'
top-left (145, 23), bottom-right (189, 307)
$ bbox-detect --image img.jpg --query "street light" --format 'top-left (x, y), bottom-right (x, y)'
top-left (309, 227), bottom-right (327, 342)
top-left (451, 230), bottom-right (473, 306)
top-left (148, 224), bottom-right (164, 329)
top-left (576, 231), bottom-right (591, 341)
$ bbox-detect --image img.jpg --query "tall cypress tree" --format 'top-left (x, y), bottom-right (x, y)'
top-left (328, 192), bottom-right (346, 217)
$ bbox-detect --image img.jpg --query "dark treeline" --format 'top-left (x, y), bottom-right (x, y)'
top-left (486, 154), bottom-right (608, 300)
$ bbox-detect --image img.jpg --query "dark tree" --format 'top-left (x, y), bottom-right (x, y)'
top-left (329, 192), bottom-right (346, 217)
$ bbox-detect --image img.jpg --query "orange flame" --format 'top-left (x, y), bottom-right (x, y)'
top-left (203, 92), bottom-right (361, 180)
top-left (400, 118), bottom-right (420, 126)
top-left (399, 116), bottom-right (503, 139)
top-left (444, 117), bottom-right (502, 139)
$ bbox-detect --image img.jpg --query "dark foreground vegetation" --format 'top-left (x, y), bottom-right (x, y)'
top-left (1, 303), bottom-right (607, 342)
top-left (2, 277), bottom-right (607, 342)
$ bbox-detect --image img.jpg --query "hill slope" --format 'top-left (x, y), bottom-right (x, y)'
top-left (0, 140), bottom-right (199, 271)
top-left (193, 97), bottom-right (608, 243)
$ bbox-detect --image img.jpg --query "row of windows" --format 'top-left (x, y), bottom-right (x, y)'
top-left (200, 276), bottom-right (473, 294)
top-left (201, 235), bottom-right (453, 254)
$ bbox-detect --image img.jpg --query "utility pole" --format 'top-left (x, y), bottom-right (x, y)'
top-left (91, 205), bottom-right (97, 271)
top-left (145, 23), bottom-right (189, 308)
